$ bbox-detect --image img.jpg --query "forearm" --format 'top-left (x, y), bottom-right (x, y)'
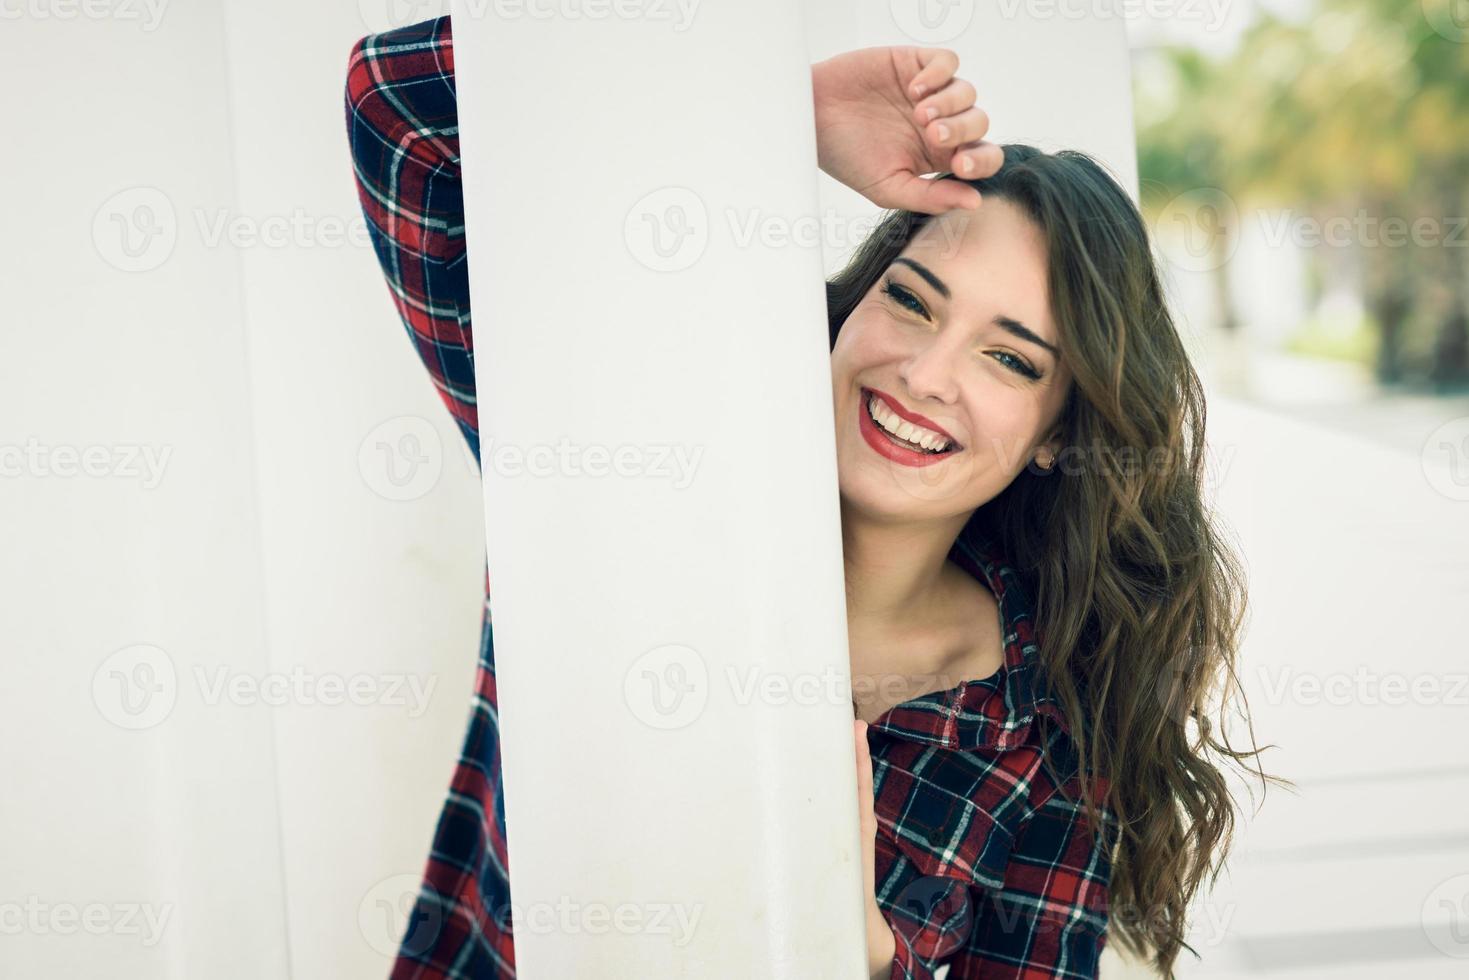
top-left (868, 908), bottom-right (897, 980)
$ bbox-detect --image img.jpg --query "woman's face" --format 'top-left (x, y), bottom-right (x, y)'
top-left (830, 198), bottom-right (1072, 520)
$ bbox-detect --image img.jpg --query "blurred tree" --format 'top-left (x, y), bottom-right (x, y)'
top-left (1135, 0), bottom-right (1469, 386)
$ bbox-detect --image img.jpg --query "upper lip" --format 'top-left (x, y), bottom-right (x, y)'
top-left (863, 387), bottom-right (963, 449)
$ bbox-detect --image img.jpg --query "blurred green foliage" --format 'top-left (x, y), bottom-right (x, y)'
top-left (1135, 0), bottom-right (1469, 389)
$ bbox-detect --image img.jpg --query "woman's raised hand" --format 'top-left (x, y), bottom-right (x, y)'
top-left (812, 46), bottom-right (1001, 215)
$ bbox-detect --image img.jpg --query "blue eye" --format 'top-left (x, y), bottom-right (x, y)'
top-left (882, 275), bottom-right (1043, 382)
top-left (990, 350), bottom-right (1042, 380)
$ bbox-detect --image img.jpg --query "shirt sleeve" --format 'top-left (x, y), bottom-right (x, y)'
top-left (884, 874), bottom-right (978, 980)
top-left (946, 788), bottom-right (1116, 979)
top-left (343, 15), bottom-right (480, 464)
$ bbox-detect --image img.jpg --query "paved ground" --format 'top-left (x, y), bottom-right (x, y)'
top-left (1096, 371), bottom-right (1469, 977)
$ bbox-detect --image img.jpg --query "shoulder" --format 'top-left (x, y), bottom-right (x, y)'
top-left (346, 15), bottom-right (458, 127)
top-left (348, 13), bottom-right (454, 66)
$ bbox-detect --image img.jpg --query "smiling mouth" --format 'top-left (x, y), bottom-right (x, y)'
top-left (860, 388), bottom-right (962, 460)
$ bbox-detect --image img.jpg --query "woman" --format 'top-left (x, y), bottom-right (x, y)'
top-left (344, 16), bottom-right (1280, 979)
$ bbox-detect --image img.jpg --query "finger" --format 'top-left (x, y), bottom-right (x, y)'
top-left (950, 140), bottom-right (1004, 180)
top-left (913, 77), bottom-right (976, 126)
top-left (926, 105), bottom-right (991, 150)
top-left (881, 174), bottom-right (983, 215)
top-left (908, 47), bottom-right (959, 101)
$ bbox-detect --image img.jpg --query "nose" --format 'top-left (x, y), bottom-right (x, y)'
top-left (897, 336), bottom-right (961, 407)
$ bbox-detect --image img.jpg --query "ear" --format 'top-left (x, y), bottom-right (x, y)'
top-left (1033, 427), bottom-right (1064, 471)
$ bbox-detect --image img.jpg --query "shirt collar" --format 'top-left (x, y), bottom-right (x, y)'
top-left (868, 526), bottom-right (1071, 752)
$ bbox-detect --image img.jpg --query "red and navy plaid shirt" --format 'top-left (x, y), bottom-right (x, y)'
top-left (345, 17), bottom-right (1117, 979)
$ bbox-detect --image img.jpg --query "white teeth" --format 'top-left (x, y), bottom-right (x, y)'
top-left (866, 393), bottom-right (951, 453)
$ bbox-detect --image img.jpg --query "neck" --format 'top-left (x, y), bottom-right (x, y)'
top-left (839, 497), bottom-right (973, 640)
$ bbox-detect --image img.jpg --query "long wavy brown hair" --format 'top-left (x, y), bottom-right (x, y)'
top-left (826, 144), bottom-right (1291, 977)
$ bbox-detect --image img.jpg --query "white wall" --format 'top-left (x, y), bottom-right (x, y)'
top-left (0, 2), bottom-right (484, 977)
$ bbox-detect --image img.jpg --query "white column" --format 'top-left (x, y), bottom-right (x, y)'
top-left (449, 2), bottom-right (869, 978)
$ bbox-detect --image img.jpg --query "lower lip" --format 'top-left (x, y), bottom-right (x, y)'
top-left (858, 390), bottom-right (958, 468)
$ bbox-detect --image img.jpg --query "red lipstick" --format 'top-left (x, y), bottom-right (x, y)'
top-left (857, 387), bottom-right (962, 468)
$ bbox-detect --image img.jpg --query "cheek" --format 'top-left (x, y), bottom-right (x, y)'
top-left (832, 311), bottom-right (901, 373)
top-left (961, 397), bottom-right (1048, 475)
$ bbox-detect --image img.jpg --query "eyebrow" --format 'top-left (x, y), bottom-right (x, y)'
top-left (891, 257), bottom-right (1060, 359)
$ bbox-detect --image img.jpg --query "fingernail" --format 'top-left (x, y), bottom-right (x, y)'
top-left (924, 106), bottom-right (938, 121)
top-left (937, 124), bottom-right (950, 142)
top-left (961, 155), bottom-right (974, 174)
top-left (912, 83), bottom-right (926, 99)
